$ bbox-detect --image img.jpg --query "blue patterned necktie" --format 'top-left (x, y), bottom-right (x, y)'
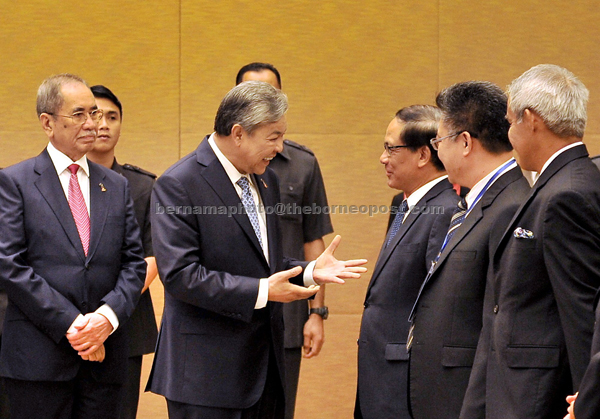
top-left (386, 199), bottom-right (409, 247)
top-left (237, 176), bottom-right (263, 248)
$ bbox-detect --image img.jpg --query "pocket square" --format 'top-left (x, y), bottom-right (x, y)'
top-left (513, 227), bottom-right (535, 239)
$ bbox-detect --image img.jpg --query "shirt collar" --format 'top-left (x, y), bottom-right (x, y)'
top-left (465, 158), bottom-right (517, 210)
top-left (208, 133), bottom-right (255, 188)
top-left (533, 141), bottom-right (583, 185)
top-left (405, 175), bottom-right (448, 212)
top-left (46, 142), bottom-right (90, 177)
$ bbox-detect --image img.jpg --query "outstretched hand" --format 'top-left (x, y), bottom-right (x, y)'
top-left (313, 235), bottom-right (367, 285)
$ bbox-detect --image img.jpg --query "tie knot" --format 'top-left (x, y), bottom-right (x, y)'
top-left (400, 199), bottom-right (409, 213)
top-left (458, 197), bottom-right (467, 211)
top-left (237, 176), bottom-right (250, 190)
top-left (68, 164), bottom-right (80, 175)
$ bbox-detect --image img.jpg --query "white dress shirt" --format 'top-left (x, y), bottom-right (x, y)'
top-left (47, 143), bottom-right (119, 332)
top-left (208, 134), bottom-right (317, 309)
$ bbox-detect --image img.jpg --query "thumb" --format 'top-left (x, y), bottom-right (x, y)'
top-left (280, 266), bottom-right (303, 280)
top-left (323, 235), bottom-right (342, 256)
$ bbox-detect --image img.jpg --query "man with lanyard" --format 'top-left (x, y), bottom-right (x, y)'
top-left (462, 65), bottom-right (600, 419)
top-left (407, 81), bottom-right (529, 419)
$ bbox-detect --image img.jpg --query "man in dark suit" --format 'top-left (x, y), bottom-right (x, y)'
top-left (407, 81), bottom-right (530, 419)
top-left (87, 84), bottom-right (159, 419)
top-left (146, 80), bottom-right (366, 419)
top-left (236, 62), bottom-right (334, 419)
top-left (355, 105), bottom-right (458, 419)
top-left (0, 74), bottom-right (146, 419)
top-left (461, 64), bottom-right (600, 419)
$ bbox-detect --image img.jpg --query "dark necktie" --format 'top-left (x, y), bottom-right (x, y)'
top-left (386, 199), bottom-right (409, 247)
top-left (407, 197), bottom-right (468, 351)
top-left (237, 176), bottom-right (263, 248)
top-left (441, 197), bottom-right (468, 249)
top-left (67, 164), bottom-right (90, 256)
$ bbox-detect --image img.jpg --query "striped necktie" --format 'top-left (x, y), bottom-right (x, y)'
top-left (68, 164), bottom-right (90, 256)
top-left (443, 197), bottom-right (467, 247)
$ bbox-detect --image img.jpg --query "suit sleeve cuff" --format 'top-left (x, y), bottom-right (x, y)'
top-left (255, 277), bottom-right (269, 309)
top-left (96, 304), bottom-right (119, 334)
top-left (303, 261), bottom-right (317, 286)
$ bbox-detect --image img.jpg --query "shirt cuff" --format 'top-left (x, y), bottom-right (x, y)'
top-left (303, 261), bottom-right (317, 287)
top-left (95, 304), bottom-right (119, 334)
top-left (255, 277), bottom-right (269, 309)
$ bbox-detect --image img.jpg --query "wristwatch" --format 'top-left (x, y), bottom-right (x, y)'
top-left (309, 306), bottom-right (329, 320)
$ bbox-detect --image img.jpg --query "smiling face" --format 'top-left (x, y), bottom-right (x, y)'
top-left (235, 116), bottom-right (287, 175)
top-left (380, 117), bottom-right (422, 193)
top-left (93, 97), bottom-right (122, 154)
top-left (44, 82), bottom-right (98, 161)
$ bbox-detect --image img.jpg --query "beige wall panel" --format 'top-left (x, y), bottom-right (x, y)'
top-left (180, 0), bottom-right (440, 138)
top-left (295, 314), bottom-right (362, 418)
top-left (0, 0), bottom-right (180, 173)
top-left (438, 0), bottom-right (600, 151)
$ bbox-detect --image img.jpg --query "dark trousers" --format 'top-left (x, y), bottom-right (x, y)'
top-left (283, 348), bottom-right (302, 419)
top-left (167, 352), bottom-right (284, 419)
top-left (5, 363), bottom-right (122, 419)
top-left (118, 355), bottom-right (143, 419)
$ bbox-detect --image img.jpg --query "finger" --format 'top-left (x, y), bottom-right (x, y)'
top-left (78, 344), bottom-right (100, 356)
top-left (324, 235), bottom-right (342, 256)
top-left (303, 335), bottom-right (311, 356)
top-left (294, 285), bottom-right (320, 300)
top-left (343, 259), bottom-right (368, 267)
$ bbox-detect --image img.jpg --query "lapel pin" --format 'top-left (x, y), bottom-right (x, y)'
top-left (261, 179), bottom-right (268, 189)
top-left (99, 183), bottom-right (107, 192)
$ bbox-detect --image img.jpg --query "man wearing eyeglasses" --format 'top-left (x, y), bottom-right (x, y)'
top-left (407, 81), bottom-right (529, 419)
top-left (0, 74), bottom-right (146, 419)
top-left (355, 105), bottom-right (458, 419)
top-left (463, 65), bottom-right (600, 419)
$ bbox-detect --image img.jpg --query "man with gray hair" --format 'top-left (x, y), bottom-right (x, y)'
top-left (0, 74), bottom-right (146, 418)
top-left (461, 64), bottom-right (600, 419)
top-left (146, 81), bottom-right (366, 419)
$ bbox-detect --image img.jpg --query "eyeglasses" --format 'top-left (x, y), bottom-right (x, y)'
top-left (430, 131), bottom-right (463, 151)
top-left (383, 142), bottom-right (411, 156)
top-left (48, 109), bottom-right (104, 125)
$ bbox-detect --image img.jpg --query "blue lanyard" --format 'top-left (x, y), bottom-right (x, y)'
top-left (434, 158), bottom-right (516, 264)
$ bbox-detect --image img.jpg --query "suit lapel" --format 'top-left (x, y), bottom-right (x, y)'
top-left (433, 167), bottom-right (523, 273)
top-left (33, 150), bottom-right (86, 262)
top-left (254, 173), bottom-right (278, 272)
top-left (367, 179), bottom-right (452, 296)
top-left (87, 163), bottom-right (108, 261)
top-left (494, 145), bottom-right (588, 264)
top-left (196, 138), bottom-right (268, 267)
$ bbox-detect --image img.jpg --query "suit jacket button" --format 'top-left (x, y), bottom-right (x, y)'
top-left (493, 305), bottom-right (499, 314)
top-left (364, 302), bottom-right (369, 308)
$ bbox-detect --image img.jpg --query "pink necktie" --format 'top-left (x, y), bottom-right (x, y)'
top-left (68, 164), bottom-right (90, 256)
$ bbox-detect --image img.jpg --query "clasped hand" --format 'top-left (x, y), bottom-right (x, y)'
top-left (66, 313), bottom-right (113, 362)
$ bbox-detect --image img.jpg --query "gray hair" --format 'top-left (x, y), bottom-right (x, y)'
top-left (214, 81), bottom-right (288, 136)
top-left (36, 73), bottom-right (87, 117)
top-left (507, 64), bottom-right (588, 138)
